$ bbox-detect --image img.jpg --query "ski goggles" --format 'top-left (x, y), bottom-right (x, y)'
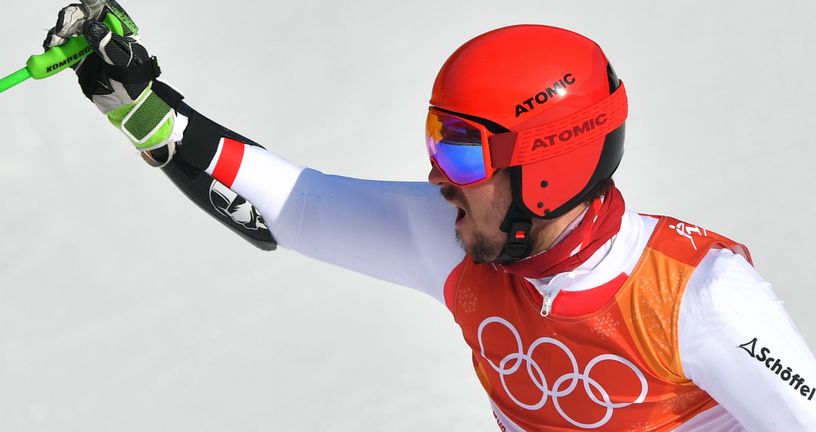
top-left (425, 82), bottom-right (628, 186)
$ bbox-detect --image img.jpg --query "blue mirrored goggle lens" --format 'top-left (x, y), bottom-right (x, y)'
top-left (426, 112), bottom-right (487, 185)
top-left (433, 141), bottom-right (486, 184)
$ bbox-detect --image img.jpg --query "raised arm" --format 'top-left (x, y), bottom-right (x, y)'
top-left (201, 142), bottom-right (466, 300)
top-left (43, 1), bottom-right (465, 302)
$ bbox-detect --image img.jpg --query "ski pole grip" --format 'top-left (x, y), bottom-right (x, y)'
top-left (26, 13), bottom-right (125, 80)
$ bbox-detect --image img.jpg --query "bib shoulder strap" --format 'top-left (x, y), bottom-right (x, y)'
top-left (643, 215), bottom-right (752, 266)
top-left (622, 215), bottom-right (752, 383)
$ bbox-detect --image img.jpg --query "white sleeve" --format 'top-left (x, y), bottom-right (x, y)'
top-left (223, 145), bottom-right (466, 303)
top-left (679, 248), bottom-right (816, 431)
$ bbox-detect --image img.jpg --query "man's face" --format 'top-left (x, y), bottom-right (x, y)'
top-left (429, 165), bottom-right (512, 263)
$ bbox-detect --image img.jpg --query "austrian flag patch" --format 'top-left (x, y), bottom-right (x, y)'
top-left (210, 137), bottom-right (246, 188)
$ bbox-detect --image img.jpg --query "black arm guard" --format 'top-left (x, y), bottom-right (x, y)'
top-left (159, 159), bottom-right (277, 251)
top-left (149, 81), bottom-right (277, 251)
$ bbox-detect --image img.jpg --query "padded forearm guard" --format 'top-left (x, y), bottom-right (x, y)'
top-left (150, 81), bottom-right (277, 251)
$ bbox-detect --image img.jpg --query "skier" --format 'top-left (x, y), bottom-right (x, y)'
top-left (43, 2), bottom-right (816, 430)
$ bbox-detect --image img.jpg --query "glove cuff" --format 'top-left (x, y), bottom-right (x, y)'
top-left (106, 80), bottom-right (188, 156)
top-left (107, 82), bottom-right (175, 151)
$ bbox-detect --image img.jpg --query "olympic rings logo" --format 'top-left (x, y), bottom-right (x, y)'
top-left (477, 317), bottom-right (648, 429)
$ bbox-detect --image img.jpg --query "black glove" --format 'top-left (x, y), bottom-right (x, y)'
top-left (44, 1), bottom-right (181, 161)
top-left (44, 1), bottom-right (277, 251)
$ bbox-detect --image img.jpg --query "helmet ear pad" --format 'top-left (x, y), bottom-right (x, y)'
top-left (519, 123), bottom-right (625, 219)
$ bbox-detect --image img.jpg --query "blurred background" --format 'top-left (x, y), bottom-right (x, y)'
top-left (1, 0), bottom-right (814, 430)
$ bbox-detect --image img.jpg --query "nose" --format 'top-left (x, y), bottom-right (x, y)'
top-left (427, 163), bottom-right (446, 185)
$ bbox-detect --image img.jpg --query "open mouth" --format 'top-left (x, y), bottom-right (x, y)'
top-left (440, 186), bottom-right (468, 224)
top-left (456, 207), bottom-right (466, 222)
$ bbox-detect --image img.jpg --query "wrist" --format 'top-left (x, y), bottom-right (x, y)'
top-left (106, 81), bottom-right (179, 151)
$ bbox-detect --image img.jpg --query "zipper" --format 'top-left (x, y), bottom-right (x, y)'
top-left (541, 290), bottom-right (558, 317)
top-left (530, 271), bottom-right (575, 318)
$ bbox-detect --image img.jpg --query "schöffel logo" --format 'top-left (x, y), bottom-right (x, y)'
top-left (46, 46), bottom-right (93, 73)
top-left (530, 114), bottom-right (608, 151)
top-left (515, 73), bottom-right (576, 118)
top-left (738, 337), bottom-right (816, 402)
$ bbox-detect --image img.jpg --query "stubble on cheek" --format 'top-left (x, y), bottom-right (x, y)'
top-left (456, 229), bottom-right (503, 264)
top-left (441, 182), bottom-right (509, 263)
top-left (456, 201), bottom-right (508, 264)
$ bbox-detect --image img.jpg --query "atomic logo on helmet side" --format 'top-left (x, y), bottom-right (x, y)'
top-left (515, 73), bottom-right (577, 118)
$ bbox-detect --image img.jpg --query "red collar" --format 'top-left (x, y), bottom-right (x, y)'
top-left (499, 186), bottom-right (625, 278)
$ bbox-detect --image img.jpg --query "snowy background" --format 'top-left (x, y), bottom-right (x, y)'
top-left (1, 0), bottom-right (814, 430)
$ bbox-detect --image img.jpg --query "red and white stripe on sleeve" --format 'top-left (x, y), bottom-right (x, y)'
top-left (205, 137), bottom-right (245, 188)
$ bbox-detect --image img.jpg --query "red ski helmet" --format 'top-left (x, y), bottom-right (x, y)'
top-left (428, 25), bottom-right (627, 223)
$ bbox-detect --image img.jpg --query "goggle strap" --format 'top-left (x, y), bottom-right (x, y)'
top-left (489, 82), bottom-right (628, 168)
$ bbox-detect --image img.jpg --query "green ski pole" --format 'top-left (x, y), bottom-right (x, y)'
top-left (0, 7), bottom-right (126, 94)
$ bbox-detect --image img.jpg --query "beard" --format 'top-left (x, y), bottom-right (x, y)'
top-left (456, 228), bottom-right (504, 264)
top-left (441, 184), bottom-right (507, 263)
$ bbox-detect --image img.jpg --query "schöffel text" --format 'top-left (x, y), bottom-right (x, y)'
top-left (739, 337), bottom-right (815, 402)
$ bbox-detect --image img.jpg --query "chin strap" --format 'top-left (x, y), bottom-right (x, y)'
top-left (495, 167), bottom-right (535, 263)
top-left (496, 206), bottom-right (534, 263)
